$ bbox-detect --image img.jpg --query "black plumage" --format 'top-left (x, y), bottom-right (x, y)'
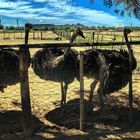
top-left (78, 49), bottom-right (137, 96)
top-left (31, 48), bottom-right (78, 83)
top-left (0, 23), bottom-right (32, 92)
top-left (0, 49), bottom-right (19, 92)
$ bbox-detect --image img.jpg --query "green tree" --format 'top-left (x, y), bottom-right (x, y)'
top-left (0, 25), bottom-right (3, 29)
top-left (91, 0), bottom-right (140, 19)
top-left (5, 26), bottom-right (15, 30)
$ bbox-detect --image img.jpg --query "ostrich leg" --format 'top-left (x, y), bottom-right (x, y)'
top-left (88, 80), bottom-right (98, 112)
top-left (61, 82), bottom-right (65, 106)
top-left (63, 82), bottom-right (68, 104)
top-left (61, 82), bottom-right (68, 105)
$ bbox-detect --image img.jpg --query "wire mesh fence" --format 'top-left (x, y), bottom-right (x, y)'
top-left (0, 66), bottom-right (140, 131)
top-left (0, 31), bottom-right (58, 40)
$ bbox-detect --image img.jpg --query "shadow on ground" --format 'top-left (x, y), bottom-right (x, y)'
top-left (0, 96), bottom-right (140, 140)
top-left (0, 110), bottom-right (88, 140)
top-left (45, 98), bottom-right (140, 139)
top-left (0, 110), bottom-right (46, 135)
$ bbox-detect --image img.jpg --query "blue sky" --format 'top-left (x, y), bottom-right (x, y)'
top-left (0, 0), bottom-right (140, 27)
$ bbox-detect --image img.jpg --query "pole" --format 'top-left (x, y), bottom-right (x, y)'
top-left (41, 32), bottom-right (43, 40)
top-left (79, 51), bottom-right (84, 131)
top-left (92, 32), bottom-right (95, 49)
top-left (20, 23), bottom-right (33, 136)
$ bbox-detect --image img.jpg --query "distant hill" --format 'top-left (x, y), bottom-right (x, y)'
top-left (31, 23), bottom-right (89, 30)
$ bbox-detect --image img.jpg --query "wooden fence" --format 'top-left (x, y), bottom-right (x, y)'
top-left (0, 30), bottom-right (56, 40)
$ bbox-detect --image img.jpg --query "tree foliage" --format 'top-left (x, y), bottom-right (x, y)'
top-left (93, 0), bottom-right (140, 19)
top-left (0, 25), bottom-right (4, 29)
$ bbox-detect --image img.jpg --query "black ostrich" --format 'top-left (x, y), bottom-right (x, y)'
top-left (31, 28), bottom-right (85, 106)
top-left (79, 28), bottom-right (137, 110)
top-left (55, 37), bottom-right (62, 41)
top-left (0, 23), bottom-right (32, 92)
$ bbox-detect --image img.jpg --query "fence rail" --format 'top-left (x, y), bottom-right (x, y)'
top-left (0, 41), bottom-right (140, 49)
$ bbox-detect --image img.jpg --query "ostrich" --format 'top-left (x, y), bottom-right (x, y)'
top-left (55, 37), bottom-right (62, 41)
top-left (31, 28), bottom-right (85, 106)
top-left (56, 28), bottom-right (136, 111)
top-left (82, 28), bottom-right (137, 110)
top-left (0, 23), bottom-right (32, 92)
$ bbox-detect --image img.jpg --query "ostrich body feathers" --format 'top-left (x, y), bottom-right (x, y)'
top-left (31, 48), bottom-right (79, 83)
top-left (78, 49), bottom-right (137, 95)
top-left (0, 49), bottom-right (19, 92)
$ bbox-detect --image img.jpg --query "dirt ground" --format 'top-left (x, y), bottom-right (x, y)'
top-left (0, 32), bottom-right (140, 140)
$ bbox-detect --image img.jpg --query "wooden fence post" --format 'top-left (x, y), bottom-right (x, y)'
top-left (100, 35), bottom-right (104, 49)
top-left (80, 51), bottom-right (85, 131)
top-left (3, 30), bottom-right (5, 40)
top-left (112, 33), bottom-right (116, 50)
top-left (8, 32), bottom-right (10, 40)
top-left (92, 32), bottom-right (95, 42)
top-left (20, 23), bottom-right (33, 136)
top-left (121, 38), bottom-right (124, 49)
top-left (92, 32), bottom-right (95, 49)
top-left (41, 32), bottom-right (43, 40)
top-left (14, 30), bottom-right (16, 40)
top-left (37, 32), bottom-right (39, 39)
top-left (33, 32), bottom-right (35, 40)
top-left (129, 38), bottom-right (133, 123)
top-left (21, 30), bottom-right (23, 39)
top-left (96, 34), bottom-right (99, 48)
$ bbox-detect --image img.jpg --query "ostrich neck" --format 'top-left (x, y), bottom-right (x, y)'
top-left (124, 33), bottom-right (133, 55)
top-left (25, 30), bottom-right (31, 61)
top-left (25, 31), bottom-right (29, 44)
top-left (124, 32), bottom-right (134, 69)
top-left (70, 32), bottom-right (77, 43)
top-left (63, 32), bottom-right (77, 56)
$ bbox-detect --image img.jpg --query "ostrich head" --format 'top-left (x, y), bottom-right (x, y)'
top-left (124, 28), bottom-right (132, 35)
top-left (75, 28), bottom-right (85, 39)
top-left (25, 23), bottom-right (33, 32)
top-left (52, 28), bottom-right (85, 68)
top-left (24, 23), bottom-right (33, 45)
top-left (70, 28), bottom-right (85, 43)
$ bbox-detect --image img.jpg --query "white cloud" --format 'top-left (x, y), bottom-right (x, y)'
top-left (0, 0), bottom-right (125, 26)
top-left (0, 1), bottom-right (30, 8)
